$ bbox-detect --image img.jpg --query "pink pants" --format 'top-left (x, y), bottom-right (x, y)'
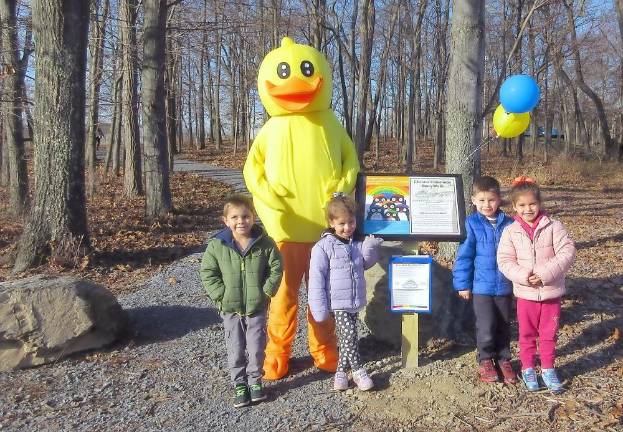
top-left (516, 297), bottom-right (561, 369)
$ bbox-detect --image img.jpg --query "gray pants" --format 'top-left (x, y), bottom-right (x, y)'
top-left (221, 310), bottom-right (267, 386)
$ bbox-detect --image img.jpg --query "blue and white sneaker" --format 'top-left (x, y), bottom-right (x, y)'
top-left (541, 368), bottom-right (564, 393)
top-left (521, 368), bottom-right (539, 392)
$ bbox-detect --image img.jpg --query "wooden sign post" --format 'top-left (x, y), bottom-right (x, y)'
top-left (401, 313), bottom-right (419, 368)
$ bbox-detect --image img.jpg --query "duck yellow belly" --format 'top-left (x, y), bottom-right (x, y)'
top-left (244, 110), bottom-right (359, 243)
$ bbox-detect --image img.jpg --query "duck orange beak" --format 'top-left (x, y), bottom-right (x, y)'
top-left (265, 76), bottom-right (323, 112)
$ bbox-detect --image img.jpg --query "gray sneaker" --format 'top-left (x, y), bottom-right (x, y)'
top-left (249, 383), bottom-right (267, 402)
top-left (233, 384), bottom-right (250, 408)
top-left (333, 371), bottom-right (349, 391)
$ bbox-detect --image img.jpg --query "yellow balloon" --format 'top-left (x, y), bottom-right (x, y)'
top-left (493, 104), bottom-right (530, 138)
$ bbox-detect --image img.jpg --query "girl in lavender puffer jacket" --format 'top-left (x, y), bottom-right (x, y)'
top-left (308, 194), bottom-right (383, 392)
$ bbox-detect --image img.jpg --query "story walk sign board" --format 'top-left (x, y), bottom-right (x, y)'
top-left (355, 173), bottom-right (466, 367)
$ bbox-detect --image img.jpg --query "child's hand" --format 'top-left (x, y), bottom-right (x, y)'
top-left (528, 274), bottom-right (543, 287)
top-left (364, 234), bottom-right (383, 245)
top-left (458, 290), bottom-right (472, 300)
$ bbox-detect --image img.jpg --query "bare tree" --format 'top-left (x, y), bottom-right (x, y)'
top-left (14, 0), bottom-right (90, 272)
top-left (443, 0), bottom-right (485, 255)
top-left (562, 0), bottom-right (614, 158)
top-left (354, 0), bottom-right (375, 163)
top-left (142, 0), bottom-right (172, 219)
top-left (85, 0), bottom-right (110, 197)
top-left (165, 5), bottom-right (180, 168)
top-left (0, 0), bottom-right (29, 216)
top-left (120, 0), bottom-right (143, 196)
top-left (616, 0), bottom-right (623, 161)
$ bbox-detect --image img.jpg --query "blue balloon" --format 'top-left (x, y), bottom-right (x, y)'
top-left (500, 74), bottom-right (540, 113)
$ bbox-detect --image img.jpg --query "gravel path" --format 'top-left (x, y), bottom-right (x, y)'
top-left (1, 160), bottom-right (389, 431)
top-left (0, 253), bottom-right (389, 431)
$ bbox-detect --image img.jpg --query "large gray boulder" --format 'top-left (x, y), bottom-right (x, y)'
top-left (0, 275), bottom-right (128, 371)
top-left (362, 242), bottom-right (474, 348)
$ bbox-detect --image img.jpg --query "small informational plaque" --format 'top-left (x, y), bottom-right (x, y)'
top-left (355, 173), bottom-right (466, 241)
top-left (389, 255), bottom-right (433, 314)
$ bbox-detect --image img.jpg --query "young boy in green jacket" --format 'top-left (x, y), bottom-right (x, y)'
top-left (200, 194), bottom-right (282, 408)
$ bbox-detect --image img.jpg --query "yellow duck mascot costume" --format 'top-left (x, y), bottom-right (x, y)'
top-left (244, 37), bottom-right (360, 380)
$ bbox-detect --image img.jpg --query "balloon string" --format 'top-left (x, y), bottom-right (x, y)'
top-left (461, 134), bottom-right (497, 164)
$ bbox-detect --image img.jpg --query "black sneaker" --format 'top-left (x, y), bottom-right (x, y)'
top-left (249, 383), bottom-right (267, 402)
top-left (233, 384), bottom-right (250, 408)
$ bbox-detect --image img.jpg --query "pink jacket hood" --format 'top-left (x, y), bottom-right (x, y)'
top-left (497, 214), bottom-right (576, 301)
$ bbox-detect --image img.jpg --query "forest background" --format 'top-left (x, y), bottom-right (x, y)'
top-left (0, 0), bottom-right (620, 284)
top-left (0, 1), bottom-right (622, 429)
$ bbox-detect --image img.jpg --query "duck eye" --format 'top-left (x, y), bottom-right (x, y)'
top-left (277, 62), bottom-right (290, 79)
top-left (300, 60), bottom-right (314, 77)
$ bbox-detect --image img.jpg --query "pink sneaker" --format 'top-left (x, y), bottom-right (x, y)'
top-left (333, 371), bottom-right (349, 391)
top-left (352, 368), bottom-right (374, 391)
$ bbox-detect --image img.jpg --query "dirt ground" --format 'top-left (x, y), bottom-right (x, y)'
top-left (1, 139), bottom-right (622, 430)
top-left (182, 140), bottom-right (623, 431)
top-left (349, 180), bottom-right (623, 430)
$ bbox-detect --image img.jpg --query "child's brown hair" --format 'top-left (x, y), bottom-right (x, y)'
top-left (223, 193), bottom-right (255, 217)
top-left (473, 176), bottom-right (501, 196)
top-left (326, 193), bottom-right (357, 222)
top-left (510, 176), bottom-right (541, 204)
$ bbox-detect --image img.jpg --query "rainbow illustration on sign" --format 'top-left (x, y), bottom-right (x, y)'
top-left (364, 176), bottom-right (411, 234)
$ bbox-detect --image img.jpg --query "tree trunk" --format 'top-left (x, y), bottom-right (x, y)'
top-left (197, 2), bottom-right (207, 150)
top-left (165, 5), bottom-right (179, 170)
top-left (405, 1), bottom-right (427, 173)
top-left (14, 0), bottom-right (90, 272)
top-left (142, 0), bottom-right (172, 219)
top-left (364, 5), bottom-right (397, 147)
top-left (433, 0), bottom-right (450, 170)
top-left (563, 1), bottom-right (614, 158)
top-left (308, 0), bottom-right (326, 50)
top-left (19, 13), bottom-right (34, 142)
top-left (354, 0), bottom-right (374, 164)
top-left (120, 0), bottom-right (142, 196)
top-left (185, 49), bottom-right (195, 150)
top-left (104, 76), bottom-right (121, 175)
top-left (0, 0), bottom-right (29, 216)
top-left (616, 0), bottom-right (623, 161)
top-left (112, 78), bottom-right (123, 176)
top-left (85, 0), bottom-right (109, 197)
top-left (213, 25), bottom-right (223, 152)
top-left (438, 0), bottom-right (485, 340)
top-left (528, 20), bottom-right (539, 156)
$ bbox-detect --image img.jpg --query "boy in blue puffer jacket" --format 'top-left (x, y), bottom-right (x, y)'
top-left (453, 176), bottom-right (517, 384)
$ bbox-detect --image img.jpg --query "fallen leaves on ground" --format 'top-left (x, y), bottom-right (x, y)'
top-left (0, 168), bottom-right (229, 294)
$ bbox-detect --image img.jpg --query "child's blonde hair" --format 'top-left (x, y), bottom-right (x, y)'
top-left (223, 193), bottom-right (255, 217)
top-left (510, 176), bottom-right (541, 204)
top-left (326, 193), bottom-right (357, 222)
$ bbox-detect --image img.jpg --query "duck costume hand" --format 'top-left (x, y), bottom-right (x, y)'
top-left (243, 37), bottom-right (360, 380)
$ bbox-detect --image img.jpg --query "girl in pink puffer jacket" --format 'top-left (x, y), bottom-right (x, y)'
top-left (497, 177), bottom-right (576, 393)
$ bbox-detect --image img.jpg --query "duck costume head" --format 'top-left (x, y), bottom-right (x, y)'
top-left (243, 37), bottom-right (360, 380)
top-left (257, 36), bottom-right (332, 116)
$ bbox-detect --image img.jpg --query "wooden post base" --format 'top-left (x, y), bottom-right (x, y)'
top-left (401, 313), bottom-right (419, 368)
